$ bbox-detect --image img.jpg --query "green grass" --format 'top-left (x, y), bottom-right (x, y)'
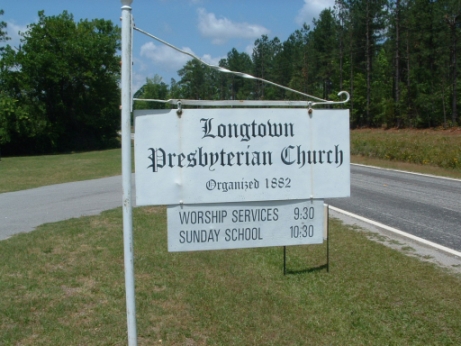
top-left (1, 130), bottom-right (460, 344)
top-left (351, 128), bottom-right (461, 172)
top-left (351, 154), bottom-right (461, 179)
top-left (0, 149), bottom-right (121, 193)
top-left (1, 206), bottom-right (460, 345)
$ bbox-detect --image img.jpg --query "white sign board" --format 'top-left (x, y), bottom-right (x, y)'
top-left (135, 109), bottom-right (350, 206)
top-left (167, 200), bottom-right (324, 252)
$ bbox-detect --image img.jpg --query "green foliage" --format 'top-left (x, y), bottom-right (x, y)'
top-left (0, 10), bottom-right (120, 155)
top-left (349, 73), bottom-right (367, 127)
top-left (177, 59), bottom-right (218, 100)
top-left (252, 35), bottom-right (281, 99)
top-left (222, 48), bottom-right (254, 100)
top-left (351, 129), bottom-right (461, 170)
top-left (0, 92), bottom-right (33, 146)
top-left (134, 75), bottom-right (169, 110)
top-left (140, 0), bottom-right (460, 129)
top-left (310, 9), bottom-right (338, 100)
top-left (0, 9), bottom-right (9, 48)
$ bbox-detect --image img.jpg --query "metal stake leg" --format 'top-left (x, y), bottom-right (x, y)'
top-left (283, 246), bottom-right (286, 275)
top-left (326, 205), bottom-right (330, 273)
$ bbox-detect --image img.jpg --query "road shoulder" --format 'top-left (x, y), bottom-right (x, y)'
top-left (330, 208), bottom-right (461, 275)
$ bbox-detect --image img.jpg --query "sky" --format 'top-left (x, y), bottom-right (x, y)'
top-left (1, 0), bottom-right (335, 93)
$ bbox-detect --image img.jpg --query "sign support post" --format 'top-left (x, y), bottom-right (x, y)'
top-left (326, 204), bottom-right (330, 273)
top-left (121, 1), bottom-right (137, 345)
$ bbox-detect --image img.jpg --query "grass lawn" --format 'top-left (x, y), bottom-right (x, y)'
top-left (0, 149), bottom-right (122, 193)
top-left (1, 206), bottom-right (460, 345)
top-left (1, 130), bottom-right (461, 344)
top-left (351, 155), bottom-right (461, 179)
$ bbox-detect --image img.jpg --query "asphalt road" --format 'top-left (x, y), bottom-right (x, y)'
top-left (1, 166), bottom-right (460, 254)
top-left (0, 176), bottom-right (128, 241)
top-left (327, 165), bottom-right (461, 252)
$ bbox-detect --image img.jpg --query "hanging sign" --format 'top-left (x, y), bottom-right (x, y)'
top-left (167, 199), bottom-right (324, 252)
top-left (135, 108), bottom-right (350, 206)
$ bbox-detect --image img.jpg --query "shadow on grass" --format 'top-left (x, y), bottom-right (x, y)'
top-left (285, 263), bottom-right (328, 275)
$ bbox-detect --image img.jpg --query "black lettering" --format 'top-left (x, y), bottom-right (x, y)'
top-left (318, 150), bottom-right (325, 164)
top-left (232, 210), bottom-right (238, 223)
top-left (197, 211), bottom-right (204, 224)
top-left (201, 118), bottom-right (215, 139)
top-left (238, 228), bottom-right (244, 240)
top-left (179, 212), bottom-right (189, 225)
top-left (198, 147), bottom-right (207, 167)
top-left (297, 145), bottom-right (306, 168)
top-left (260, 208), bottom-right (267, 221)
top-left (200, 118), bottom-right (294, 142)
top-left (168, 153), bottom-right (176, 168)
top-left (217, 124), bottom-right (226, 138)
top-left (327, 150), bottom-right (333, 164)
top-left (240, 123), bottom-right (251, 141)
top-left (177, 153), bottom-right (186, 167)
top-left (335, 145), bottom-right (343, 167)
top-left (147, 148), bottom-right (165, 172)
top-left (244, 209), bottom-right (250, 222)
top-left (281, 146), bottom-right (295, 165)
top-left (187, 151), bottom-right (197, 167)
top-left (273, 208), bottom-right (279, 221)
top-left (228, 124), bottom-right (238, 138)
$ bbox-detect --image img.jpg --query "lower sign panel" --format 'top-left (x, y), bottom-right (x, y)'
top-left (167, 200), bottom-right (324, 252)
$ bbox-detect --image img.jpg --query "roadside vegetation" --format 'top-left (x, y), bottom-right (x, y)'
top-left (1, 206), bottom-right (460, 345)
top-left (351, 127), bottom-right (461, 176)
top-left (3, 1), bottom-right (461, 159)
top-left (133, 1), bottom-right (461, 131)
top-left (0, 11), bottom-right (120, 156)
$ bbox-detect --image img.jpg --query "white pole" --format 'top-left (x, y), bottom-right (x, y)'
top-left (120, 1), bottom-right (137, 345)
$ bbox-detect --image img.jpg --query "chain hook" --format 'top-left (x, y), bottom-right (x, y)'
top-left (176, 100), bottom-right (182, 117)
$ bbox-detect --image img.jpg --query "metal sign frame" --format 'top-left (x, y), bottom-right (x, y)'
top-left (121, 1), bottom-right (350, 344)
top-left (120, 1), bottom-right (137, 345)
top-left (135, 108), bottom-right (350, 206)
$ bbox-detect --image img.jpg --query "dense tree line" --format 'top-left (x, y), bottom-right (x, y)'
top-left (136, 0), bottom-right (461, 128)
top-left (0, 11), bottom-right (120, 155)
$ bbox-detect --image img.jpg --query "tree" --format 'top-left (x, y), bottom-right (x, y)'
top-left (220, 48), bottom-right (254, 100)
top-left (0, 9), bottom-right (9, 49)
top-left (134, 75), bottom-right (169, 110)
top-left (335, 0), bottom-right (348, 90)
top-left (252, 35), bottom-right (281, 99)
top-left (444, 1), bottom-right (461, 125)
top-left (1, 11), bottom-right (120, 154)
top-left (402, 0), bottom-right (445, 127)
top-left (355, 0), bottom-right (387, 125)
top-left (286, 24), bottom-right (311, 98)
top-left (310, 9), bottom-right (339, 100)
top-left (393, 0), bottom-right (402, 126)
top-left (170, 1), bottom-right (461, 129)
top-left (0, 11), bottom-right (23, 155)
top-left (177, 59), bottom-right (222, 101)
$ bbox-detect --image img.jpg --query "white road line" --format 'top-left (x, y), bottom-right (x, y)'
top-left (329, 205), bottom-right (461, 259)
top-left (351, 163), bottom-right (461, 182)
